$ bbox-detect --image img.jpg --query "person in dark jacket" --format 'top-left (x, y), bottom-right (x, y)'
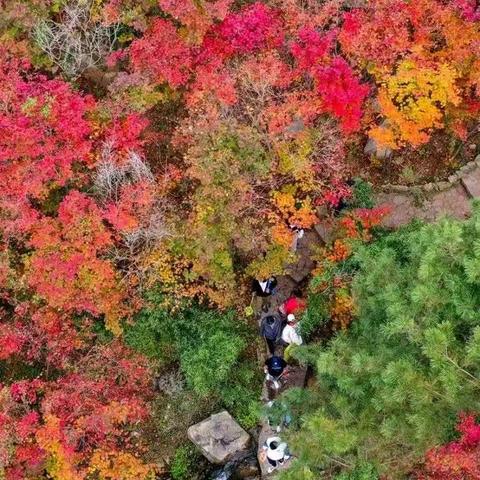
top-left (264, 355), bottom-right (287, 393)
top-left (260, 314), bottom-right (284, 355)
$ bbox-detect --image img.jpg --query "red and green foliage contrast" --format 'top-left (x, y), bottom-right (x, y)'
top-left (105, 0), bottom-right (480, 307)
top-left (418, 414), bottom-right (480, 479)
top-left (1, 0), bottom-right (480, 478)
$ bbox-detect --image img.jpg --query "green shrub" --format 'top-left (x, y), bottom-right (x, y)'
top-left (123, 293), bottom-right (177, 363)
top-left (299, 290), bottom-right (329, 339)
top-left (219, 361), bottom-right (261, 429)
top-left (125, 292), bottom-right (261, 433)
top-left (334, 463), bottom-right (379, 480)
top-left (348, 178), bottom-right (375, 209)
top-left (170, 445), bottom-right (199, 480)
top-left (181, 330), bottom-right (244, 396)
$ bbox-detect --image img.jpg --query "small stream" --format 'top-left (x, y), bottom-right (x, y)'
top-left (210, 451), bottom-right (260, 480)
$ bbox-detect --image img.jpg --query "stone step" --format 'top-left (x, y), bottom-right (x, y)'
top-left (313, 222), bottom-right (333, 244)
top-left (285, 230), bottom-right (320, 283)
top-left (461, 166), bottom-right (480, 198)
top-left (257, 421), bottom-right (292, 478)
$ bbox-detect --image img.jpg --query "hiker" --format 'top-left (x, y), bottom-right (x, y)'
top-left (279, 289), bottom-right (306, 316)
top-left (281, 314), bottom-right (303, 360)
top-left (264, 355), bottom-right (287, 394)
top-left (290, 224), bottom-right (304, 252)
top-left (251, 276), bottom-right (278, 297)
top-left (260, 314), bottom-right (284, 355)
top-left (261, 436), bottom-right (290, 473)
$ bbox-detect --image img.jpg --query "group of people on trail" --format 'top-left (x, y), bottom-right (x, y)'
top-left (259, 290), bottom-right (305, 358)
top-left (252, 276), bottom-right (307, 474)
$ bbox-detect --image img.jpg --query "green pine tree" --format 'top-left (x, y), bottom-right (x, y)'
top-left (282, 203), bottom-right (480, 479)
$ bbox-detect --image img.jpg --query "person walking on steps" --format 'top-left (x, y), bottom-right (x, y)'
top-left (261, 436), bottom-right (290, 473)
top-left (264, 355), bottom-right (287, 397)
top-left (281, 314), bottom-right (303, 360)
top-left (260, 314), bottom-right (284, 355)
top-left (251, 276), bottom-right (278, 297)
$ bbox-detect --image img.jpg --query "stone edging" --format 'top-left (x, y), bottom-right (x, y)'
top-left (380, 154), bottom-right (480, 194)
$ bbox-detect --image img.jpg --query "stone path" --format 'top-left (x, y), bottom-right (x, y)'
top-left (285, 230), bottom-right (319, 284)
top-left (377, 155), bottom-right (480, 228)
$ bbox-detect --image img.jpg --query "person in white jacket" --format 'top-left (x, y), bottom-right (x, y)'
top-left (261, 436), bottom-right (290, 473)
top-left (281, 314), bottom-right (303, 360)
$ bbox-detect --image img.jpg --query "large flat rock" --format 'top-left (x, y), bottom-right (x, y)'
top-left (461, 167), bottom-right (480, 198)
top-left (285, 230), bottom-right (319, 284)
top-left (188, 411), bottom-right (251, 464)
top-left (376, 193), bottom-right (418, 228)
top-left (421, 183), bottom-right (471, 222)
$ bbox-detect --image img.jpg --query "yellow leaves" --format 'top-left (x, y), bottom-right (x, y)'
top-left (141, 246), bottom-right (178, 288)
top-left (331, 288), bottom-right (355, 330)
top-left (273, 190), bottom-right (296, 217)
top-left (89, 449), bottom-right (155, 480)
top-left (36, 415), bottom-right (82, 480)
top-left (194, 202), bottom-right (216, 224)
top-left (246, 245), bottom-right (294, 280)
top-left (370, 60), bottom-right (461, 149)
top-left (20, 97), bottom-right (38, 115)
top-left (272, 190), bottom-right (317, 229)
top-left (276, 133), bottom-right (314, 182)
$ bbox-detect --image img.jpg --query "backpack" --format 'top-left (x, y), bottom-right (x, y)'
top-left (261, 315), bottom-right (284, 342)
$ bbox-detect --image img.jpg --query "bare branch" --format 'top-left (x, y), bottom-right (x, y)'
top-left (33, 0), bottom-right (119, 78)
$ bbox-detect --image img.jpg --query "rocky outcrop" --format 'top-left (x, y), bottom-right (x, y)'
top-left (188, 411), bottom-right (251, 464)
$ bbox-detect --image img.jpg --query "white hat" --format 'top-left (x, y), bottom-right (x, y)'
top-left (266, 436), bottom-right (288, 461)
top-left (287, 314), bottom-right (295, 322)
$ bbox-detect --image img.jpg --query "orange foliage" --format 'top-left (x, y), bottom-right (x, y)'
top-left (271, 223), bottom-right (295, 249)
top-left (89, 449), bottom-right (155, 480)
top-left (35, 415), bottom-right (82, 480)
top-left (326, 240), bottom-right (351, 263)
top-left (272, 191), bottom-right (317, 229)
top-left (331, 288), bottom-right (355, 330)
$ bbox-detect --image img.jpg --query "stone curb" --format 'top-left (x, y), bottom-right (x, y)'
top-left (380, 154), bottom-right (480, 195)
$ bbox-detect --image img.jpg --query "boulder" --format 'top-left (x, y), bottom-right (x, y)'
top-left (188, 411), bottom-right (251, 464)
top-left (461, 166), bottom-right (480, 198)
